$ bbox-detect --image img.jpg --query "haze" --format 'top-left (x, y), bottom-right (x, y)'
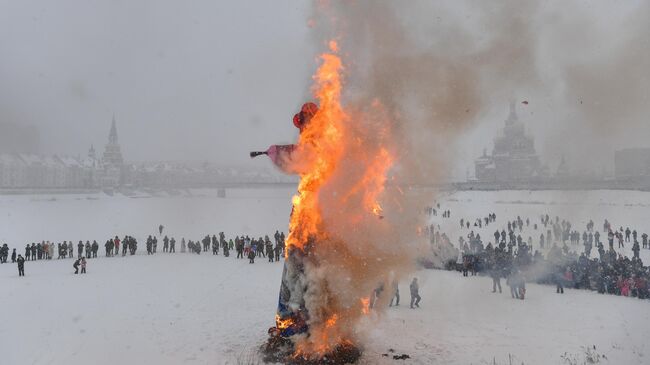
top-left (0, 0), bottom-right (648, 180)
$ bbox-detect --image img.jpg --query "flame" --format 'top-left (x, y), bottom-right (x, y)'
top-left (325, 314), bottom-right (339, 328)
top-left (360, 297), bottom-right (371, 315)
top-left (275, 314), bottom-right (293, 330)
top-left (283, 39), bottom-right (396, 358)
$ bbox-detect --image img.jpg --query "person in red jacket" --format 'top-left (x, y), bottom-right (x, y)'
top-left (114, 236), bottom-right (120, 256)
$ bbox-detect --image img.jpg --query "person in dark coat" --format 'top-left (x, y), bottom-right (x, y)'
top-left (632, 241), bottom-right (640, 259)
top-left (25, 244), bottom-right (31, 261)
top-left (17, 255), bottom-right (25, 276)
top-left (169, 237), bottom-right (176, 253)
top-left (409, 278), bottom-right (421, 308)
top-left (91, 240), bottom-right (99, 258)
top-left (274, 243), bottom-right (281, 262)
top-left (248, 248), bottom-right (255, 264)
top-left (146, 236), bottom-right (153, 255)
top-left (11, 248), bottom-right (17, 263)
top-left (266, 240), bottom-right (274, 262)
top-left (73, 258), bottom-right (80, 274)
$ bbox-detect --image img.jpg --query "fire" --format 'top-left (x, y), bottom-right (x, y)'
top-left (360, 297), bottom-right (371, 315)
top-left (281, 37), bottom-right (397, 359)
top-left (275, 314), bottom-right (293, 330)
top-left (325, 314), bottom-right (339, 328)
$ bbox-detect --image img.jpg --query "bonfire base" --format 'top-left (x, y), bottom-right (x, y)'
top-left (261, 333), bottom-right (361, 365)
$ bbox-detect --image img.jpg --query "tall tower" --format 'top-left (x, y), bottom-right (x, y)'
top-left (101, 115), bottom-right (124, 187)
top-left (102, 115), bottom-right (124, 166)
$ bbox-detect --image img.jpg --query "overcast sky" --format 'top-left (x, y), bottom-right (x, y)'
top-left (0, 0), bottom-right (315, 165)
top-left (0, 1), bottom-right (648, 179)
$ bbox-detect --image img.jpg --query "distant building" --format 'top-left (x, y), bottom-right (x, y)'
top-left (474, 102), bottom-right (545, 182)
top-left (0, 153), bottom-right (97, 189)
top-left (0, 115), bottom-right (295, 191)
top-left (100, 116), bottom-right (125, 187)
top-left (615, 148), bottom-right (650, 179)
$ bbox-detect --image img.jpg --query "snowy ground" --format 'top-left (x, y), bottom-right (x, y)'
top-left (1, 188), bottom-right (649, 364)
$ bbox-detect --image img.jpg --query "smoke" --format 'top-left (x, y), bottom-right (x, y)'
top-left (555, 1), bottom-right (650, 170)
top-left (308, 0), bottom-right (649, 179)
top-left (295, 0), bottom-right (545, 321)
top-left (308, 0), bottom-right (548, 183)
top-left (279, 0), bottom-right (649, 356)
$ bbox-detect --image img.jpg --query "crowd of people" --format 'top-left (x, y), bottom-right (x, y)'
top-left (5, 203), bottom-right (648, 306)
top-left (429, 209), bottom-right (650, 301)
top-left (1, 226), bottom-right (288, 276)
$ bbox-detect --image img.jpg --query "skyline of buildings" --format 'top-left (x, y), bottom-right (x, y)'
top-left (0, 117), bottom-right (293, 190)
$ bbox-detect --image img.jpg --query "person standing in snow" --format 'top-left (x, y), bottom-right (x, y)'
top-left (122, 236), bottom-right (129, 256)
top-left (17, 254), bottom-right (25, 276)
top-left (248, 247), bottom-right (255, 264)
top-left (632, 240), bottom-right (640, 259)
top-left (409, 278), bottom-right (421, 308)
top-left (274, 242), bottom-right (281, 262)
top-left (11, 248), bottom-right (17, 263)
top-left (163, 236), bottom-right (169, 253)
top-left (169, 237), bottom-right (176, 253)
top-left (180, 238), bottom-right (186, 253)
top-left (81, 257), bottom-right (87, 274)
top-left (266, 239), bottom-right (274, 262)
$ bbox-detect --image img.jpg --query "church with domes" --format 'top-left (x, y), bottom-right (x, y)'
top-left (474, 102), bottom-right (547, 182)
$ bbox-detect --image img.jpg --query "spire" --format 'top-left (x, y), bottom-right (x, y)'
top-left (109, 114), bottom-right (118, 144)
top-left (506, 99), bottom-right (518, 125)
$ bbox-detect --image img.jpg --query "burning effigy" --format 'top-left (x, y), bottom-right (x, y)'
top-left (251, 40), bottom-right (423, 364)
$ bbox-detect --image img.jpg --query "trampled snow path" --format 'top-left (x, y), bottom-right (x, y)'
top-left (0, 253), bottom-right (647, 365)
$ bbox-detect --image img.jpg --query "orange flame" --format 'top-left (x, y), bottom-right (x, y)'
top-left (360, 297), bottom-right (371, 315)
top-left (275, 314), bottom-right (293, 330)
top-left (284, 39), bottom-right (396, 358)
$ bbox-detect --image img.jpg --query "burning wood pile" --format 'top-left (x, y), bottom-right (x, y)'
top-left (252, 39), bottom-right (421, 364)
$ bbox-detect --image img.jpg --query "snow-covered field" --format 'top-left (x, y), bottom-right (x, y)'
top-left (1, 188), bottom-right (649, 365)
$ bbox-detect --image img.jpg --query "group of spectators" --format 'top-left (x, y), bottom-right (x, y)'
top-left (1, 226), bottom-right (287, 276)
top-left (430, 210), bottom-right (650, 301)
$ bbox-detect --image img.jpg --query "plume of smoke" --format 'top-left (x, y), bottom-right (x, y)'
top-left (288, 0), bottom-right (649, 354)
top-left (555, 1), bottom-right (650, 169)
top-left (309, 0), bottom-right (545, 184)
